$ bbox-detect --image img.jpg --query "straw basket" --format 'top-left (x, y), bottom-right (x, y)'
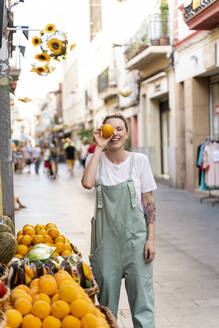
top-left (70, 243), bottom-right (82, 258)
top-left (0, 264), bottom-right (9, 284)
top-left (96, 305), bottom-right (118, 328)
top-left (0, 310), bottom-right (6, 328)
top-left (84, 278), bottom-right (99, 303)
top-left (0, 287), bottom-right (11, 311)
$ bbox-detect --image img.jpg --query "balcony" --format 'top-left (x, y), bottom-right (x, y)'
top-left (97, 68), bottom-right (118, 102)
top-left (184, 0), bottom-right (219, 30)
top-left (124, 14), bottom-right (170, 65)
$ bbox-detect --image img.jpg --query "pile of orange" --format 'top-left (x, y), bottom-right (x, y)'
top-left (15, 223), bottom-right (75, 258)
top-left (6, 273), bottom-right (109, 328)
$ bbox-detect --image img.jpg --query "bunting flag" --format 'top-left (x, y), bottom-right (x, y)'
top-left (19, 45), bottom-right (25, 56)
top-left (21, 26), bottom-right (29, 40)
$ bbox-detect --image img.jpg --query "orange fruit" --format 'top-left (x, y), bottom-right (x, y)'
top-left (61, 315), bottom-right (80, 328)
top-left (30, 278), bottom-right (39, 289)
top-left (5, 309), bottom-right (22, 328)
top-left (51, 293), bottom-right (59, 303)
top-left (33, 293), bottom-right (51, 304)
top-left (59, 284), bottom-right (80, 303)
top-left (48, 228), bottom-right (59, 239)
top-left (32, 234), bottom-right (44, 245)
top-left (17, 230), bottom-right (23, 236)
top-left (11, 289), bottom-right (29, 302)
top-left (102, 124), bottom-right (114, 138)
top-left (15, 284), bottom-right (30, 294)
top-left (42, 315), bottom-right (61, 328)
top-left (23, 224), bottom-right (35, 229)
top-left (31, 300), bottom-right (51, 319)
top-left (51, 300), bottom-right (70, 319)
top-left (14, 253), bottom-right (23, 258)
top-left (39, 275), bottom-right (57, 296)
top-left (22, 314), bottom-right (41, 328)
top-left (37, 229), bottom-right (47, 236)
top-left (70, 299), bottom-right (91, 319)
top-left (55, 235), bottom-right (65, 244)
top-left (52, 251), bottom-right (59, 257)
top-left (63, 243), bottom-right (72, 251)
top-left (23, 226), bottom-right (35, 236)
top-left (44, 234), bottom-right (53, 243)
top-left (80, 313), bottom-right (99, 328)
top-left (61, 250), bottom-right (72, 257)
top-left (55, 242), bottom-right (65, 254)
top-left (45, 223), bottom-right (57, 230)
top-left (29, 287), bottom-right (40, 298)
top-left (14, 297), bottom-right (32, 315)
top-left (17, 235), bottom-right (23, 244)
top-left (35, 224), bottom-right (45, 233)
top-left (17, 244), bottom-right (29, 256)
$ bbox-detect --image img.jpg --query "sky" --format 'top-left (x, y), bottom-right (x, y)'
top-left (11, 0), bottom-right (158, 108)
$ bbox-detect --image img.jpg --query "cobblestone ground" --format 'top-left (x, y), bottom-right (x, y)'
top-left (14, 163), bottom-right (219, 328)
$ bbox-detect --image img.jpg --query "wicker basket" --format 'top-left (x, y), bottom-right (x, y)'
top-left (0, 265), bottom-right (9, 284)
top-left (96, 305), bottom-right (118, 328)
top-left (84, 278), bottom-right (99, 303)
top-left (70, 243), bottom-right (82, 258)
top-left (0, 310), bottom-right (6, 328)
top-left (0, 287), bottom-right (10, 311)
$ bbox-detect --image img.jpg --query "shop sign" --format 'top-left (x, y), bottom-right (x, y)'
top-left (215, 105), bottom-right (219, 115)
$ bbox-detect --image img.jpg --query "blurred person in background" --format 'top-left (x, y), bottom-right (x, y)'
top-left (14, 143), bottom-right (24, 173)
top-left (32, 144), bottom-right (42, 175)
top-left (50, 140), bottom-right (59, 179)
top-left (63, 138), bottom-right (76, 176)
top-left (80, 139), bottom-right (89, 169)
top-left (23, 141), bottom-right (33, 173)
top-left (14, 196), bottom-right (26, 211)
top-left (42, 142), bottom-right (51, 176)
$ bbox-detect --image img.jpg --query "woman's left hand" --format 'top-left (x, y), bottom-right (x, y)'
top-left (144, 239), bottom-right (156, 263)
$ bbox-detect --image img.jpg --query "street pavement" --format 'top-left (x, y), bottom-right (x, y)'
top-left (14, 162), bottom-right (219, 328)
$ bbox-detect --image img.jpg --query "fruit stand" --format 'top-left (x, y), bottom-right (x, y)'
top-left (0, 217), bottom-right (118, 328)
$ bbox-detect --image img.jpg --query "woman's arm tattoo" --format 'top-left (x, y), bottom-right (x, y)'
top-left (143, 200), bottom-right (156, 225)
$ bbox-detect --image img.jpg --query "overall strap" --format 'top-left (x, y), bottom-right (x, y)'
top-left (128, 153), bottom-right (136, 208)
top-left (97, 158), bottom-right (103, 209)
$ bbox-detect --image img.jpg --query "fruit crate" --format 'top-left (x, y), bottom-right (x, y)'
top-left (0, 310), bottom-right (6, 328)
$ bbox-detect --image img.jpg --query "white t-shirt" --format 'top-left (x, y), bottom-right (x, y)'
top-left (86, 152), bottom-right (157, 211)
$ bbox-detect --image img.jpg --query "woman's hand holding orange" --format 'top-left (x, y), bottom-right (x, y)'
top-left (93, 127), bottom-right (113, 149)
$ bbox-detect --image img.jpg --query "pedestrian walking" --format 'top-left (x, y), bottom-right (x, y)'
top-left (81, 113), bottom-right (157, 328)
top-left (23, 141), bottom-right (33, 173)
top-left (32, 144), bottom-right (42, 174)
top-left (63, 138), bottom-right (76, 176)
top-left (80, 140), bottom-right (89, 169)
top-left (50, 140), bottom-right (58, 179)
top-left (42, 142), bottom-right (51, 176)
top-left (14, 143), bottom-right (24, 173)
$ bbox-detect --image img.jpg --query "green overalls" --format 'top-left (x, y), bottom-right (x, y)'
top-left (90, 154), bottom-right (154, 328)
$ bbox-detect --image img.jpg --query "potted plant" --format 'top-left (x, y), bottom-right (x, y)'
top-left (160, 0), bottom-right (169, 45)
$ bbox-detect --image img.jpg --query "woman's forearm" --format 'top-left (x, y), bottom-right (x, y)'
top-left (142, 192), bottom-right (156, 241)
top-left (81, 145), bottom-right (103, 189)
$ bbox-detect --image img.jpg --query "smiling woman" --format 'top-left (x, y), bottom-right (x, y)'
top-left (81, 113), bottom-right (157, 328)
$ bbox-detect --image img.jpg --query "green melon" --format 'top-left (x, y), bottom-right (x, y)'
top-left (0, 223), bottom-right (12, 234)
top-left (0, 232), bottom-right (17, 264)
top-left (0, 215), bottom-right (15, 234)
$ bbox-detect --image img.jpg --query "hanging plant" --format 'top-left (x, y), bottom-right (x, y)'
top-left (118, 89), bottom-right (133, 97)
top-left (31, 24), bottom-right (76, 76)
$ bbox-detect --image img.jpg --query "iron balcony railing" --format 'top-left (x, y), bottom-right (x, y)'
top-left (184, 0), bottom-right (217, 21)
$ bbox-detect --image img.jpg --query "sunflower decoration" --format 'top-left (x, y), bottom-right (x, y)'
top-left (35, 52), bottom-right (50, 62)
top-left (45, 24), bottom-right (56, 33)
top-left (32, 36), bottom-right (41, 47)
top-left (31, 23), bottom-right (73, 76)
top-left (18, 97), bottom-right (32, 102)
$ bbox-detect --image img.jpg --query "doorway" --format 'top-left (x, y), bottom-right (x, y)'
top-left (159, 100), bottom-right (169, 175)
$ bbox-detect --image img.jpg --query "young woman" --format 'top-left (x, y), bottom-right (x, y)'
top-left (81, 114), bottom-right (157, 328)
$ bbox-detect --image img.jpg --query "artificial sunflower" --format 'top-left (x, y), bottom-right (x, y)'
top-left (32, 36), bottom-right (41, 47)
top-left (47, 38), bottom-right (63, 55)
top-left (32, 66), bottom-right (47, 75)
top-left (70, 43), bottom-right (76, 51)
top-left (35, 52), bottom-right (50, 62)
top-left (45, 24), bottom-right (56, 33)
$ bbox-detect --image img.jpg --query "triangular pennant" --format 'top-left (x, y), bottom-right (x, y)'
top-left (12, 45), bottom-right (16, 51)
top-left (21, 26), bottom-right (29, 40)
top-left (19, 45), bottom-right (25, 56)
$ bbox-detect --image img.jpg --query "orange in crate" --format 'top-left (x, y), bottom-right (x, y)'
top-left (39, 275), bottom-right (57, 296)
top-left (21, 235), bottom-right (32, 246)
top-left (32, 300), bottom-right (51, 319)
top-left (23, 226), bottom-right (35, 236)
top-left (32, 235), bottom-right (44, 245)
top-left (48, 228), bottom-right (59, 239)
top-left (5, 309), bottom-right (22, 328)
top-left (22, 314), bottom-right (42, 328)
